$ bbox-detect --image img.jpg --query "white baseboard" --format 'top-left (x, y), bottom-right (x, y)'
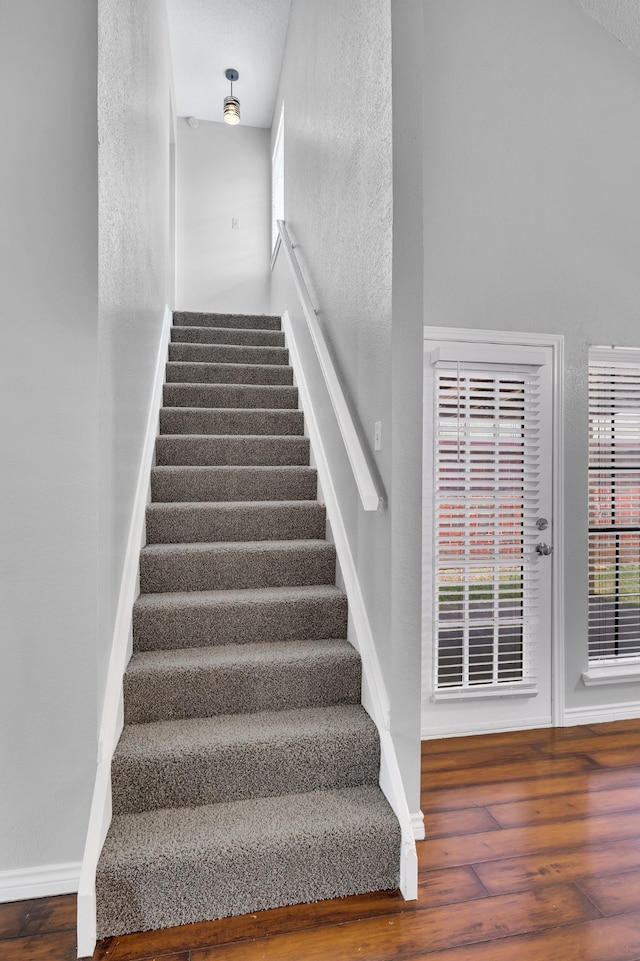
top-left (77, 305), bottom-right (172, 959)
top-left (422, 714), bottom-right (552, 739)
top-left (282, 310), bottom-right (417, 901)
top-left (563, 701), bottom-right (640, 726)
top-left (0, 862), bottom-right (81, 903)
top-left (411, 810), bottom-right (425, 842)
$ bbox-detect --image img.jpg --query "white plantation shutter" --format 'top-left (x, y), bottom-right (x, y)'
top-left (588, 349), bottom-right (640, 664)
top-left (429, 357), bottom-right (543, 698)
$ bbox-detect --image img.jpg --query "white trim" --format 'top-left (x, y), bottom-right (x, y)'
top-left (270, 231), bottom-right (282, 271)
top-left (587, 348), bottom-right (640, 669)
top-left (277, 221), bottom-right (383, 512)
top-left (411, 810), bottom-right (426, 842)
top-left (563, 700), bottom-right (640, 726)
top-left (422, 714), bottom-right (552, 739)
top-left (583, 664), bottom-right (640, 686)
top-left (432, 683), bottom-right (539, 702)
top-left (77, 305), bottom-right (172, 959)
top-left (282, 310), bottom-right (417, 901)
top-left (589, 345), bottom-right (640, 367)
top-left (422, 326), bottom-right (565, 731)
top-left (0, 862), bottom-right (81, 904)
top-left (427, 343), bottom-right (547, 368)
top-left (271, 106), bottom-right (284, 263)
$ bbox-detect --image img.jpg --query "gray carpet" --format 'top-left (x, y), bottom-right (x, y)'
top-left (95, 310), bottom-right (401, 939)
top-left (165, 360), bottom-right (294, 385)
top-left (155, 435), bottom-right (311, 467)
top-left (145, 500), bottom-right (326, 543)
top-left (159, 406), bottom-right (304, 436)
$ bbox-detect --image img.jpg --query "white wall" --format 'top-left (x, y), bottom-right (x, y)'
top-left (400, 0), bottom-right (640, 721)
top-left (176, 120), bottom-right (271, 313)
top-left (98, 0), bottom-right (174, 718)
top-left (270, 0), bottom-right (422, 813)
top-left (0, 0), bottom-right (99, 876)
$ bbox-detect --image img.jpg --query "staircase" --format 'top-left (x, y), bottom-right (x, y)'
top-left (95, 311), bottom-right (401, 939)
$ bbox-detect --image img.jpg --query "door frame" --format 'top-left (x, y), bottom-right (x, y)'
top-left (421, 326), bottom-right (565, 737)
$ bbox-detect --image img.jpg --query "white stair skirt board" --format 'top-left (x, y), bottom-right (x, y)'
top-left (563, 700), bottom-right (640, 726)
top-left (0, 862), bottom-right (81, 904)
top-left (77, 305), bottom-right (173, 959)
top-left (282, 310), bottom-right (420, 888)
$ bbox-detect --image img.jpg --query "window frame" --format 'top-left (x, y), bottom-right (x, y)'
top-left (270, 104), bottom-right (284, 269)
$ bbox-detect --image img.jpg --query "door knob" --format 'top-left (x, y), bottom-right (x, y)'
top-left (536, 543), bottom-right (553, 556)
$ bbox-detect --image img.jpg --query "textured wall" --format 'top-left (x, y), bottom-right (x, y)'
top-left (0, 0), bottom-right (98, 871)
top-left (176, 119), bottom-right (271, 313)
top-left (414, 0), bottom-right (640, 716)
top-left (98, 0), bottom-right (173, 714)
top-left (270, 0), bottom-right (423, 809)
top-left (574, 0), bottom-right (640, 58)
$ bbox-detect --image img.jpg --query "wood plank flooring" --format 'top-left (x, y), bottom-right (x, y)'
top-left (3, 719), bottom-right (640, 960)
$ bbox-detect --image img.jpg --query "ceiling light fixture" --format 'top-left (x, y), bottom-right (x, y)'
top-left (223, 68), bottom-right (240, 125)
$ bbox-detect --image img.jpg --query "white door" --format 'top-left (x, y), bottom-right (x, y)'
top-left (422, 334), bottom-right (557, 737)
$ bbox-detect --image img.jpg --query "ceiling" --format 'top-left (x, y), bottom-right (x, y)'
top-left (166, 0), bottom-right (292, 129)
top-left (165, 0), bottom-right (640, 132)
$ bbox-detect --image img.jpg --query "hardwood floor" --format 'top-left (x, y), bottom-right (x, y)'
top-left (3, 719), bottom-right (640, 960)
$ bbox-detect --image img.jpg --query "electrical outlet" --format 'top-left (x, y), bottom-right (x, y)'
top-left (374, 421), bottom-right (382, 451)
top-left (232, 217), bottom-right (239, 229)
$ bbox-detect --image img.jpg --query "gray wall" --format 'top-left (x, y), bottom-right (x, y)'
top-left (270, 0), bottom-right (422, 812)
top-left (176, 120), bottom-right (271, 313)
top-left (390, 0), bottom-right (426, 806)
top-left (0, 0), bottom-right (99, 871)
top-left (408, 0), bottom-right (640, 716)
top-left (0, 0), bottom-right (174, 881)
top-left (98, 0), bottom-right (174, 719)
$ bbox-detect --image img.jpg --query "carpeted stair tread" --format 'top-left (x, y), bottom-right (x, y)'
top-left (151, 465), bottom-right (317, 503)
top-left (163, 383), bottom-right (298, 410)
top-left (132, 583), bottom-right (349, 651)
top-left (145, 500), bottom-right (326, 544)
top-left (169, 341), bottom-right (289, 366)
top-left (160, 407), bottom-right (304, 436)
top-left (139, 539), bottom-right (336, 593)
top-left (173, 311), bottom-right (282, 330)
top-left (172, 326), bottom-right (285, 348)
top-left (111, 704), bottom-right (379, 815)
top-left (95, 784), bottom-right (401, 938)
top-left (165, 361), bottom-right (294, 385)
top-left (123, 638), bottom-right (361, 723)
top-left (155, 435), bottom-right (310, 467)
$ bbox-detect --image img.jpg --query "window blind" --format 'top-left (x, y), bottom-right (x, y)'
top-left (432, 363), bottom-right (542, 693)
top-left (588, 352), bottom-right (640, 663)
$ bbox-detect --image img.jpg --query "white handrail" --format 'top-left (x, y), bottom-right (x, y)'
top-left (276, 220), bottom-right (384, 511)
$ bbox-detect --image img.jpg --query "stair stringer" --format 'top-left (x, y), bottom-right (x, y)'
top-left (77, 305), bottom-right (173, 959)
top-left (281, 310), bottom-right (420, 899)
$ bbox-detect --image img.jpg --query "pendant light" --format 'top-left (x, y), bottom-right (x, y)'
top-left (223, 68), bottom-right (240, 125)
